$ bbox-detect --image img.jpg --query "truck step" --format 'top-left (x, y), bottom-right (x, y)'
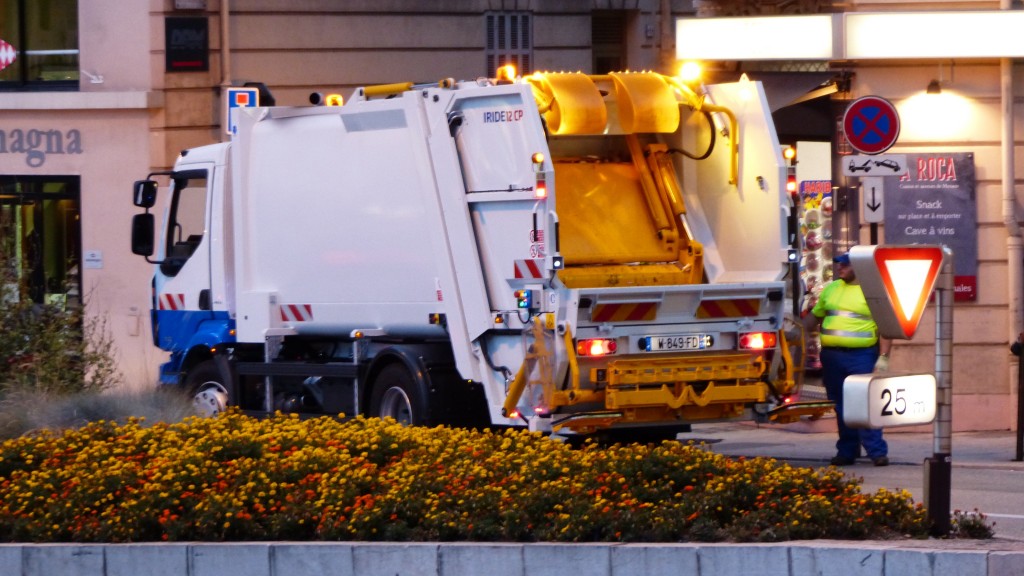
top-left (236, 362), bottom-right (359, 378)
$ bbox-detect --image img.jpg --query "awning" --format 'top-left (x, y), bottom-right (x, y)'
top-left (710, 71), bottom-right (837, 112)
top-left (752, 72), bottom-right (837, 111)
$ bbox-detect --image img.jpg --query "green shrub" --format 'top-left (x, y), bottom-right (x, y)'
top-left (0, 254), bottom-right (118, 397)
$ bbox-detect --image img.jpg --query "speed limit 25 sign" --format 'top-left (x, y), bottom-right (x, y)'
top-left (843, 373), bottom-right (937, 429)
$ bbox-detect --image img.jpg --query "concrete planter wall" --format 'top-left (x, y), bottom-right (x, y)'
top-left (0, 541), bottom-right (1021, 576)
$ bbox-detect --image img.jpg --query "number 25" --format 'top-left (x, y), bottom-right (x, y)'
top-left (881, 388), bottom-right (907, 416)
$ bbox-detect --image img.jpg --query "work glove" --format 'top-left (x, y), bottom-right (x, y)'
top-left (873, 354), bottom-right (890, 373)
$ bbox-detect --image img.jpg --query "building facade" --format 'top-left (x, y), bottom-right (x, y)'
top-left (0, 0), bottom-right (686, 390)
top-left (676, 0), bottom-right (1022, 431)
top-left (1, 0), bottom-right (1019, 431)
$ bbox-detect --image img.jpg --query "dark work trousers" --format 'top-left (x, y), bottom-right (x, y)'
top-left (820, 346), bottom-right (888, 460)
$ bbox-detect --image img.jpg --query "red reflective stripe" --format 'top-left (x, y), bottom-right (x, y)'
top-left (626, 302), bottom-right (656, 321)
top-left (159, 293), bottom-right (185, 310)
top-left (735, 299), bottom-right (759, 316)
top-left (280, 304), bottom-right (313, 322)
top-left (697, 299), bottom-right (761, 318)
top-left (592, 303), bottom-right (657, 323)
top-left (525, 259), bottom-right (542, 278)
top-left (592, 304), bottom-right (616, 322)
top-left (514, 259), bottom-right (545, 279)
top-left (697, 301), bottom-right (725, 318)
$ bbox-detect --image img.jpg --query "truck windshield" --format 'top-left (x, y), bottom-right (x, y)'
top-left (160, 172), bottom-right (208, 277)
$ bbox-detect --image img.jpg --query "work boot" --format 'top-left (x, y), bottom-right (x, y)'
top-left (830, 455), bottom-right (856, 466)
top-left (872, 456), bottom-right (890, 467)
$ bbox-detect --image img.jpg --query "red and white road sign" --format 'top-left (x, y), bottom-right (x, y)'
top-left (849, 245), bottom-right (946, 339)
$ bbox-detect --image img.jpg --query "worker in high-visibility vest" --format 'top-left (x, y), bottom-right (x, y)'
top-left (804, 251), bottom-right (892, 467)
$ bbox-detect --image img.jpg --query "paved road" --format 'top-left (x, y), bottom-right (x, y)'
top-left (680, 419), bottom-right (1024, 543)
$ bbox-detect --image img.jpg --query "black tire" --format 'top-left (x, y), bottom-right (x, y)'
top-left (368, 364), bottom-right (429, 426)
top-left (185, 359), bottom-right (231, 417)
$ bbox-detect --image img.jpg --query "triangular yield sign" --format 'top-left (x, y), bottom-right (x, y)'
top-left (873, 247), bottom-right (944, 338)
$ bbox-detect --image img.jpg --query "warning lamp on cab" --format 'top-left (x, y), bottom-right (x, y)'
top-left (783, 146), bottom-right (796, 166)
top-left (308, 92), bottom-right (344, 106)
top-left (496, 64), bottom-right (517, 83)
top-left (678, 61), bottom-right (702, 84)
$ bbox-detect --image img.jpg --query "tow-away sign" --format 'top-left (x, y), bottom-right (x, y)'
top-left (842, 154), bottom-right (908, 177)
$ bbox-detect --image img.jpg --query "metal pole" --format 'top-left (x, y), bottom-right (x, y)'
top-left (925, 246), bottom-right (954, 536)
top-left (1011, 330), bottom-right (1019, 459)
top-left (1016, 345), bottom-right (1023, 461)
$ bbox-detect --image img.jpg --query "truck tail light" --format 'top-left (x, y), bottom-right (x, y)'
top-left (738, 331), bottom-right (777, 350)
top-left (576, 338), bottom-right (617, 357)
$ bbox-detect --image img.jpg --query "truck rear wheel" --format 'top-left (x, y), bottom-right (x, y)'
top-left (186, 359), bottom-right (231, 417)
top-left (368, 364), bottom-right (428, 426)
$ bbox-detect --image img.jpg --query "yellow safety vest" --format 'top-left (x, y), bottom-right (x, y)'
top-left (811, 280), bottom-right (878, 348)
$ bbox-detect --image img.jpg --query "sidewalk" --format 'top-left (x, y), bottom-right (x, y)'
top-left (679, 416), bottom-right (1024, 551)
top-left (744, 373), bottom-right (1024, 469)
top-left (680, 417), bottom-right (1024, 471)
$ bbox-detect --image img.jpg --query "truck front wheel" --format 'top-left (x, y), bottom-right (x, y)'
top-left (186, 359), bottom-right (231, 417)
top-left (368, 364), bottom-right (428, 426)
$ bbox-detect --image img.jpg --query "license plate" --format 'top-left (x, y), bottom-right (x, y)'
top-left (642, 333), bottom-right (714, 352)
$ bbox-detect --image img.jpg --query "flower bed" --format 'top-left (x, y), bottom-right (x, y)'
top-left (0, 411), bottom-right (931, 543)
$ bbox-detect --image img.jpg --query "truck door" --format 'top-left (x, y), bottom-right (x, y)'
top-left (448, 89), bottom-right (552, 311)
top-left (153, 167), bottom-right (215, 350)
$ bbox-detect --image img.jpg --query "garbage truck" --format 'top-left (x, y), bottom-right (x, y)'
top-left (131, 69), bottom-right (826, 436)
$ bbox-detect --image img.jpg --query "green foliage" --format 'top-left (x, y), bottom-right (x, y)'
top-left (0, 254), bottom-right (118, 398)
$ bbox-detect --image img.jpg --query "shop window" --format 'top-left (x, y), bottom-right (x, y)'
top-left (0, 176), bottom-right (81, 308)
top-left (486, 11), bottom-right (531, 78)
top-left (0, 0), bottom-right (79, 91)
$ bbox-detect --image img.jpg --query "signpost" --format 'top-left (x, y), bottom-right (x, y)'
top-left (843, 97), bottom-right (902, 242)
top-left (847, 244), bottom-right (954, 536)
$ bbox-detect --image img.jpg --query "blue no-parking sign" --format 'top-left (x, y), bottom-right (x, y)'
top-left (843, 96), bottom-right (900, 155)
top-left (224, 87), bottom-right (260, 136)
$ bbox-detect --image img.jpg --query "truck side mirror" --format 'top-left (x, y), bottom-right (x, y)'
top-left (131, 213), bottom-right (155, 256)
top-left (133, 180), bottom-right (158, 208)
